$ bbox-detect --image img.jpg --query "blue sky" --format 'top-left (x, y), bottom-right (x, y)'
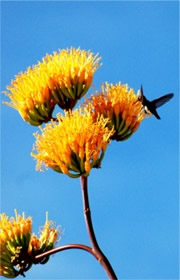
top-left (1, 1), bottom-right (179, 279)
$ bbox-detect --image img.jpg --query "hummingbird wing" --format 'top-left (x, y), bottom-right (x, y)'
top-left (152, 93), bottom-right (174, 108)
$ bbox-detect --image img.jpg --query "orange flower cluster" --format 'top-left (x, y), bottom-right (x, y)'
top-left (32, 110), bottom-right (114, 177)
top-left (85, 82), bottom-right (145, 141)
top-left (0, 210), bottom-right (59, 278)
top-left (4, 48), bottom-right (101, 126)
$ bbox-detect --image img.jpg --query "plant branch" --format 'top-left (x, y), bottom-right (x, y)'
top-left (80, 176), bottom-right (117, 280)
top-left (35, 244), bottom-right (97, 262)
top-left (35, 177), bottom-right (118, 279)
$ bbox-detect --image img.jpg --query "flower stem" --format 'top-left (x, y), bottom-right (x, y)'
top-left (35, 177), bottom-right (117, 279)
top-left (35, 244), bottom-right (98, 262)
top-left (80, 176), bottom-right (117, 280)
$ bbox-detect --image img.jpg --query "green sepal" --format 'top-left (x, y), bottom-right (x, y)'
top-left (40, 256), bottom-right (50, 265)
top-left (71, 153), bottom-right (81, 171)
top-left (77, 82), bottom-right (83, 97)
top-left (119, 127), bottom-right (132, 138)
top-left (117, 124), bottom-right (129, 136)
top-left (120, 132), bottom-right (133, 141)
top-left (1, 251), bottom-right (12, 262)
top-left (92, 150), bottom-right (105, 169)
top-left (79, 158), bottom-right (85, 173)
top-left (24, 262), bottom-right (33, 272)
top-left (51, 89), bottom-right (62, 104)
top-left (19, 233), bottom-right (26, 248)
top-left (2, 269), bottom-right (17, 278)
top-left (10, 238), bottom-right (20, 248)
top-left (34, 106), bottom-right (46, 121)
top-left (106, 121), bottom-right (114, 130)
top-left (45, 243), bottom-right (53, 251)
top-left (39, 242), bottom-right (47, 252)
top-left (25, 232), bottom-right (31, 248)
top-left (117, 119), bottom-right (125, 133)
top-left (52, 165), bottom-right (63, 173)
top-left (79, 86), bottom-right (89, 98)
top-left (68, 87), bottom-right (75, 99)
top-left (1, 246), bottom-right (14, 259)
top-left (0, 257), bottom-right (12, 266)
top-left (111, 112), bottom-right (116, 127)
top-left (14, 234), bottom-right (23, 247)
top-left (115, 113), bottom-right (120, 130)
top-left (27, 117), bottom-right (42, 126)
top-left (28, 110), bottom-right (39, 122)
top-left (58, 88), bottom-right (66, 100)
top-left (36, 104), bottom-right (49, 118)
top-left (7, 241), bottom-right (16, 254)
top-left (67, 172), bottom-right (81, 178)
top-left (72, 84), bottom-right (78, 98)
top-left (80, 172), bottom-right (89, 177)
top-left (69, 163), bottom-right (80, 173)
top-left (44, 100), bottom-right (51, 112)
top-left (59, 87), bottom-right (70, 99)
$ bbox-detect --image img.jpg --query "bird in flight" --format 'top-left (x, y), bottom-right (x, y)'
top-left (137, 85), bottom-right (174, 119)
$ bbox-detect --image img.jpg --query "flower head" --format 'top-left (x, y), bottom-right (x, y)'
top-left (3, 48), bottom-right (101, 125)
top-left (32, 109), bottom-right (114, 178)
top-left (28, 212), bottom-right (59, 259)
top-left (44, 48), bottom-right (101, 107)
top-left (3, 67), bottom-right (56, 126)
top-left (0, 210), bottom-right (59, 278)
top-left (85, 82), bottom-right (145, 141)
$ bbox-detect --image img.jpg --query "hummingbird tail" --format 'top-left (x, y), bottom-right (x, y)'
top-left (154, 109), bottom-right (161, 120)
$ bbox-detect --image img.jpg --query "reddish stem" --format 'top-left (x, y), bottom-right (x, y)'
top-left (80, 176), bottom-right (117, 280)
top-left (35, 176), bottom-right (117, 279)
top-left (35, 244), bottom-right (97, 262)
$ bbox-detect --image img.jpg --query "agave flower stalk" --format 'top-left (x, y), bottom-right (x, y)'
top-left (35, 176), bottom-right (117, 279)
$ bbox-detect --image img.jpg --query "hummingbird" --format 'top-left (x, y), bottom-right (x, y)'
top-left (137, 85), bottom-right (174, 119)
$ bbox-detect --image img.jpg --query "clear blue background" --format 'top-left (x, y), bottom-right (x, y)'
top-left (1, 1), bottom-right (179, 279)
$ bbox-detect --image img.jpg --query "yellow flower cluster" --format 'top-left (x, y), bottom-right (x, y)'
top-left (4, 48), bottom-right (101, 126)
top-left (0, 210), bottom-right (59, 278)
top-left (44, 48), bottom-right (101, 94)
top-left (32, 110), bottom-right (114, 177)
top-left (85, 83), bottom-right (145, 141)
top-left (28, 213), bottom-right (58, 256)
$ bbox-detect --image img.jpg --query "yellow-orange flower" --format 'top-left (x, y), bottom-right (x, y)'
top-left (32, 110), bottom-right (114, 177)
top-left (3, 48), bottom-right (101, 126)
top-left (85, 82), bottom-right (145, 141)
top-left (44, 48), bottom-right (101, 102)
top-left (3, 67), bottom-right (56, 126)
top-left (0, 210), bottom-right (59, 278)
top-left (28, 212), bottom-right (59, 257)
